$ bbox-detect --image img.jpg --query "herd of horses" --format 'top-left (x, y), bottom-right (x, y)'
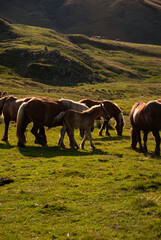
top-left (0, 94), bottom-right (161, 156)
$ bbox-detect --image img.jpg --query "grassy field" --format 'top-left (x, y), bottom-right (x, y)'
top-left (0, 118), bottom-right (161, 240)
top-left (0, 19), bottom-right (161, 239)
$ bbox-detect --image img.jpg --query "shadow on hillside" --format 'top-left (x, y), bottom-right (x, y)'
top-left (18, 145), bottom-right (107, 158)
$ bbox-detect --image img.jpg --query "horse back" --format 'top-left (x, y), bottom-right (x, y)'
top-left (80, 99), bottom-right (100, 108)
top-left (25, 98), bottom-right (65, 127)
top-left (64, 109), bottom-right (95, 129)
top-left (130, 102), bottom-right (145, 126)
top-left (144, 100), bottom-right (161, 129)
top-left (3, 97), bottom-right (32, 121)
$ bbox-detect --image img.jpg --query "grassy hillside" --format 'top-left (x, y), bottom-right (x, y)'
top-left (0, 0), bottom-right (161, 44)
top-left (0, 18), bottom-right (161, 98)
top-left (0, 20), bottom-right (161, 240)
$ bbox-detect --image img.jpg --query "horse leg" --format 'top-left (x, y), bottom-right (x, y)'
top-left (58, 124), bottom-right (67, 148)
top-left (31, 124), bottom-right (45, 146)
top-left (88, 130), bottom-right (95, 149)
top-left (79, 128), bottom-right (84, 138)
top-left (71, 128), bottom-right (79, 149)
top-left (66, 127), bottom-right (78, 149)
top-left (2, 118), bottom-right (10, 141)
top-left (143, 131), bottom-right (148, 152)
top-left (137, 130), bottom-right (143, 152)
top-left (152, 130), bottom-right (160, 156)
top-left (99, 120), bottom-right (106, 136)
top-left (80, 129), bottom-right (88, 149)
top-left (104, 120), bottom-right (110, 136)
top-left (38, 126), bottom-right (47, 145)
top-left (17, 122), bottom-right (28, 148)
top-left (131, 127), bottom-right (137, 149)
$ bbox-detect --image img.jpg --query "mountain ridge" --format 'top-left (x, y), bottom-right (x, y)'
top-left (0, 19), bottom-right (161, 89)
top-left (0, 0), bottom-right (161, 44)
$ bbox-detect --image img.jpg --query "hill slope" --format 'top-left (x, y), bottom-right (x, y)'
top-left (0, 0), bottom-right (161, 44)
top-left (0, 18), bottom-right (161, 91)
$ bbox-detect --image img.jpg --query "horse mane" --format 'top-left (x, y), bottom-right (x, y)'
top-left (130, 102), bottom-right (145, 125)
top-left (82, 104), bottom-right (101, 113)
top-left (59, 98), bottom-right (88, 111)
top-left (103, 100), bottom-right (121, 112)
top-left (130, 102), bottom-right (145, 114)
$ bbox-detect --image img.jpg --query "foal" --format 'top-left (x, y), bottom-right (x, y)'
top-left (58, 104), bottom-right (110, 149)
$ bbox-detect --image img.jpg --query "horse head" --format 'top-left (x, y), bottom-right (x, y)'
top-left (115, 112), bottom-right (124, 136)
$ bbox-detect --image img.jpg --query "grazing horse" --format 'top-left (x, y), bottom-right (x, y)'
top-left (0, 96), bottom-right (34, 141)
top-left (56, 104), bottom-right (110, 149)
top-left (16, 98), bottom-right (88, 147)
top-left (130, 100), bottom-right (161, 156)
top-left (80, 99), bottom-right (124, 136)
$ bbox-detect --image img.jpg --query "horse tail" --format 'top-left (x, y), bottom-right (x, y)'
top-left (16, 102), bottom-right (29, 145)
top-left (0, 96), bottom-right (8, 116)
top-left (52, 111), bottom-right (66, 125)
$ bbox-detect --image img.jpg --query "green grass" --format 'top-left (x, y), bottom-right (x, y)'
top-left (0, 118), bottom-right (161, 239)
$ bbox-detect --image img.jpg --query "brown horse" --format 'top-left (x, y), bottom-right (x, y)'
top-left (56, 104), bottom-right (110, 149)
top-left (16, 98), bottom-right (88, 147)
top-left (130, 100), bottom-right (161, 156)
top-left (80, 99), bottom-right (124, 136)
top-left (0, 96), bottom-right (34, 141)
top-left (0, 90), bottom-right (7, 98)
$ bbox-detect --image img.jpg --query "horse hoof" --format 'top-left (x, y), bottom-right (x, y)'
top-left (18, 142), bottom-right (25, 148)
top-left (106, 133), bottom-right (111, 136)
top-left (42, 142), bottom-right (47, 146)
top-left (131, 144), bottom-right (137, 150)
top-left (58, 143), bottom-right (66, 148)
top-left (154, 151), bottom-right (160, 156)
top-left (2, 137), bottom-right (8, 142)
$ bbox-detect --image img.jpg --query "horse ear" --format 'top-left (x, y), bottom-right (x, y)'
top-left (101, 103), bottom-right (104, 107)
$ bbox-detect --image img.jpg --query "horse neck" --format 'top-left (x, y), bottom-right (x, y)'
top-left (104, 101), bottom-right (121, 120)
top-left (88, 106), bottom-right (103, 120)
top-left (114, 108), bottom-right (122, 123)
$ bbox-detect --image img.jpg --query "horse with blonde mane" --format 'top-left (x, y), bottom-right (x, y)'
top-left (80, 99), bottom-right (124, 136)
top-left (130, 100), bottom-right (161, 156)
top-left (56, 103), bottom-right (110, 149)
top-left (16, 98), bottom-right (89, 147)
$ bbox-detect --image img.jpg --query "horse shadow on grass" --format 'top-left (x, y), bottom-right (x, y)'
top-left (18, 145), bottom-right (107, 158)
top-left (132, 147), bottom-right (161, 159)
top-left (0, 142), bottom-right (15, 149)
top-left (94, 135), bottom-right (130, 142)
